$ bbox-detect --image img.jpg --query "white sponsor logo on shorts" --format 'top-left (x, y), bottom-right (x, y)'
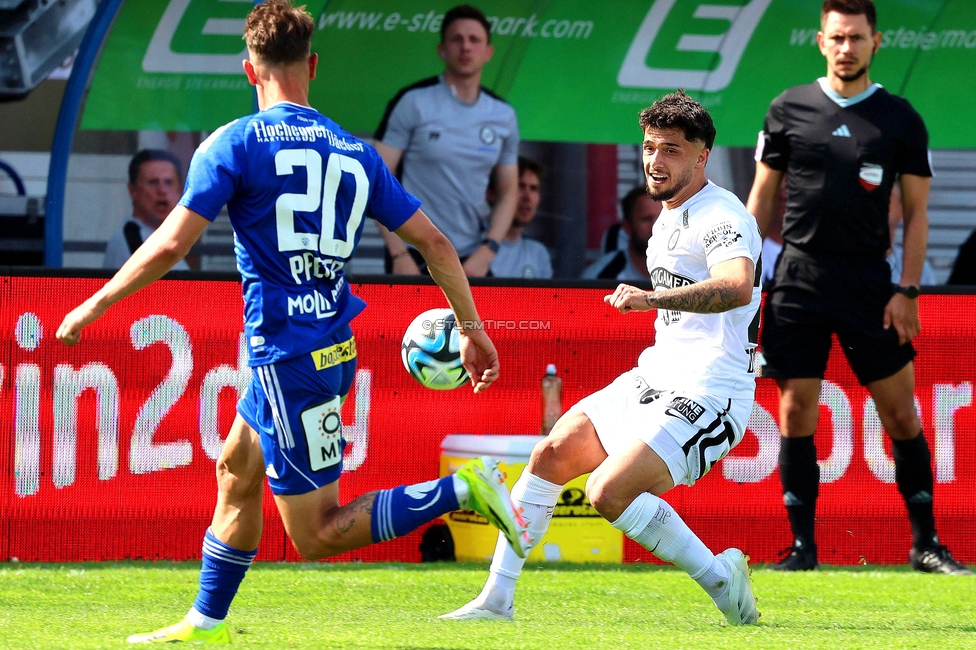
top-left (665, 396), bottom-right (706, 424)
top-left (300, 397), bottom-right (343, 472)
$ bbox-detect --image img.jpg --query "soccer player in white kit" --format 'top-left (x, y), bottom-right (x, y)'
top-left (442, 90), bottom-right (762, 625)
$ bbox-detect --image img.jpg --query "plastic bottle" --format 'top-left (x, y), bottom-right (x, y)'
top-left (541, 363), bottom-right (562, 436)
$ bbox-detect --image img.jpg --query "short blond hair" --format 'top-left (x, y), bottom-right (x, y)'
top-left (244, 0), bottom-right (314, 64)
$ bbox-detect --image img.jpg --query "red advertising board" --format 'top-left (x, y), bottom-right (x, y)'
top-left (1, 275), bottom-right (974, 565)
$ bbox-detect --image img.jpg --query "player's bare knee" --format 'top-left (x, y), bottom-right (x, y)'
top-left (881, 403), bottom-right (921, 440)
top-left (527, 438), bottom-right (578, 484)
top-left (289, 534), bottom-right (328, 561)
top-left (781, 399), bottom-right (818, 436)
top-left (215, 461), bottom-right (263, 500)
top-left (528, 412), bottom-right (594, 478)
top-left (584, 471), bottom-right (627, 523)
top-left (288, 520), bottom-right (344, 560)
top-left (528, 439), bottom-right (559, 471)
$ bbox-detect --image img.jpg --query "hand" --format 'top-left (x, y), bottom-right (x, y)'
top-left (391, 252), bottom-right (421, 275)
top-left (883, 293), bottom-right (921, 345)
top-left (604, 284), bottom-right (655, 314)
top-left (458, 327), bottom-right (499, 394)
top-left (56, 298), bottom-right (106, 347)
top-left (461, 247), bottom-right (494, 278)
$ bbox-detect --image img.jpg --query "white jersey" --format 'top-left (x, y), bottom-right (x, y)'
top-left (637, 181), bottom-right (762, 400)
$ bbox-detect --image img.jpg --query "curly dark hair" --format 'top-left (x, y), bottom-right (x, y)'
top-left (244, 0), bottom-right (314, 64)
top-left (441, 5), bottom-right (492, 44)
top-left (518, 156), bottom-right (545, 181)
top-left (638, 90), bottom-right (716, 150)
top-left (821, 0), bottom-right (876, 33)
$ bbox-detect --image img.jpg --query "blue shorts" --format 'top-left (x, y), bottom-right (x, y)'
top-left (238, 325), bottom-right (357, 495)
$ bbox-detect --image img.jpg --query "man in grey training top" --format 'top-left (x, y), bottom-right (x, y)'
top-left (373, 5), bottom-right (519, 277)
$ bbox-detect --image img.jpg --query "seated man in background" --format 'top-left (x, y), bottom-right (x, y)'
top-left (489, 156), bottom-right (553, 279)
top-left (599, 215), bottom-right (628, 256)
top-left (103, 149), bottom-right (190, 271)
top-left (583, 186), bottom-right (661, 281)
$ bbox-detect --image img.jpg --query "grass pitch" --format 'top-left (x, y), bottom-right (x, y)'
top-left (1, 562), bottom-right (974, 649)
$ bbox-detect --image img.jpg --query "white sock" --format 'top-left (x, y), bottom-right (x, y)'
top-left (185, 607), bottom-right (222, 631)
top-left (611, 493), bottom-right (729, 599)
top-left (479, 471), bottom-right (562, 610)
top-left (452, 474), bottom-right (469, 509)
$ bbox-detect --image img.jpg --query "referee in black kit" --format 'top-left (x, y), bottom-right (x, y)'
top-left (747, 0), bottom-right (971, 574)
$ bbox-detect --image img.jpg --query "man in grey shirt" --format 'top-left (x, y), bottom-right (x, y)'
top-left (374, 5), bottom-right (519, 277)
top-left (489, 157), bottom-right (552, 279)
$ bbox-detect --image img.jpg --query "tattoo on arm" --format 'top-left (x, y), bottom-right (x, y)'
top-left (335, 491), bottom-right (376, 535)
top-left (645, 278), bottom-right (743, 314)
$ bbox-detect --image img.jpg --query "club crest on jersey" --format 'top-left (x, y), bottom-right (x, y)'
top-left (668, 230), bottom-right (679, 250)
top-left (479, 126), bottom-right (496, 145)
top-left (702, 221), bottom-right (742, 251)
top-left (859, 163), bottom-right (883, 191)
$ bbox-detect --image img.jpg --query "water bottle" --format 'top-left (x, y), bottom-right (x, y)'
top-left (541, 363), bottom-right (562, 436)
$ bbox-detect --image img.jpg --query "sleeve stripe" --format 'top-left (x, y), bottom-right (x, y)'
top-left (373, 76), bottom-right (440, 141)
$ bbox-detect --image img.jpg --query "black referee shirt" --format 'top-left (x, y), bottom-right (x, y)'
top-left (758, 81), bottom-right (931, 256)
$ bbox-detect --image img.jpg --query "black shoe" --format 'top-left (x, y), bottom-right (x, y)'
top-left (910, 545), bottom-right (974, 575)
top-left (770, 541), bottom-right (819, 571)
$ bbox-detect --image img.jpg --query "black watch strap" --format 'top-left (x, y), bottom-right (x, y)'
top-left (481, 238), bottom-right (501, 254)
top-left (894, 284), bottom-right (920, 299)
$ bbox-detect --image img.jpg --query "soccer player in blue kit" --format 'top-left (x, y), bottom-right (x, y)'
top-left (56, 1), bottom-right (530, 643)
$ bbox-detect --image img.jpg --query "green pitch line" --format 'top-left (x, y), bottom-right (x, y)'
top-left (0, 562), bottom-right (973, 649)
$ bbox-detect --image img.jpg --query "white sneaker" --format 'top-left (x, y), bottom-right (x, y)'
top-left (712, 548), bottom-right (759, 625)
top-left (439, 599), bottom-right (514, 621)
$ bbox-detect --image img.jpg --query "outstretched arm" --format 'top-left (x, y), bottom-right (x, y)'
top-left (57, 207), bottom-right (209, 346)
top-left (374, 141), bottom-right (421, 275)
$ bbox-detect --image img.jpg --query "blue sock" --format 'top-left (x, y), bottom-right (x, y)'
top-left (370, 476), bottom-right (460, 543)
top-left (192, 529), bottom-right (258, 621)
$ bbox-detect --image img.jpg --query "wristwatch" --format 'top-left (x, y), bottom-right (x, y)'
top-left (481, 238), bottom-right (501, 254)
top-left (894, 284), bottom-right (920, 299)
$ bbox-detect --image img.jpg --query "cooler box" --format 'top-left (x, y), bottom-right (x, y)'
top-left (440, 434), bottom-right (622, 563)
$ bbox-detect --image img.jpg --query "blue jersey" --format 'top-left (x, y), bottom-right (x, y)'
top-left (180, 102), bottom-right (420, 366)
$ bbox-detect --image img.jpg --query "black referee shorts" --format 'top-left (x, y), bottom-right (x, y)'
top-left (760, 247), bottom-right (915, 386)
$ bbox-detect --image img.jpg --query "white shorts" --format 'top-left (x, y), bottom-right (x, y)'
top-left (573, 368), bottom-right (752, 487)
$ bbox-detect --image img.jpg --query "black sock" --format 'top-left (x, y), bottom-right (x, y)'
top-left (892, 432), bottom-right (938, 549)
top-left (779, 436), bottom-right (819, 549)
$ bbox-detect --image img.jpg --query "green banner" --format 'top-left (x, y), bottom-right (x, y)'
top-left (82, 0), bottom-right (976, 147)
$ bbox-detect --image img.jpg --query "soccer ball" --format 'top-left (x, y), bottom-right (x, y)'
top-left (401, 308), bottom-right (468, 390)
